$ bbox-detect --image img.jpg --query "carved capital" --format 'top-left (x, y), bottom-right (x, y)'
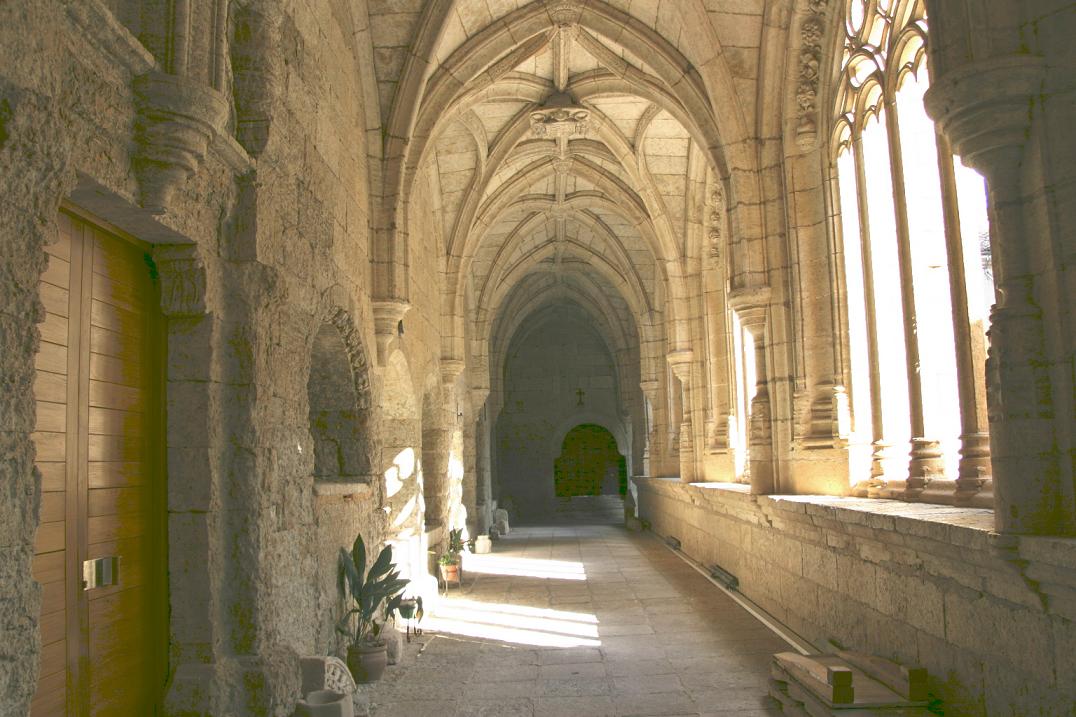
top-left (153, 244), bottom-right (207, 317)
top-left (133, 71), bottom-right (229, 214)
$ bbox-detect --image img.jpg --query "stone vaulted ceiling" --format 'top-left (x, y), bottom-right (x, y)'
top-left (389, 0), bottom-right (730, 386)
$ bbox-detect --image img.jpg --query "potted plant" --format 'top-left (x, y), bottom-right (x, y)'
top-left (438, 528), bottom-right (466, 585)
top-left (438, 550), bottom-right (461, 584)
top-left (336, 534), bottom-right (409, 683)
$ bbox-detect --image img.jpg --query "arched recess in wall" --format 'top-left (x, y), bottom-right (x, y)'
top-left (307, 310), bottom-right (374, 484)
top-left (553, 424), bottom-right (628, 498)
top-left (549, 412), bottom-right (631, 480)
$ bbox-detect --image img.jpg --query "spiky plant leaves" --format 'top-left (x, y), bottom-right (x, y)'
top-left (368, 545), bottom-right (394, 581)
top-left (351, 535), bottom-right (367, 593)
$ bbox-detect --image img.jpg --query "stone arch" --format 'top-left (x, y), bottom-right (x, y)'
top-left (550, 414), bottom-right (630, 467)
top-left (377, 0), bottom-right (750, 309)
top-left (324, 306), bottom-right (373, 409)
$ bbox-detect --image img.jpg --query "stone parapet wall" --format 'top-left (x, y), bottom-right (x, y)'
top-left (636, 477), bottom-right (1076, 716)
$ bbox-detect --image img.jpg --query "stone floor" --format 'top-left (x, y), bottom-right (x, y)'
top-left (367, 525), bottom-right (786, 716)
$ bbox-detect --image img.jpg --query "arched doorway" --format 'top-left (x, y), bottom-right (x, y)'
top-left (554, 424), bottom-right (627, 498)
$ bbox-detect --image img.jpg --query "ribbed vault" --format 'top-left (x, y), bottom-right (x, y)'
top-left (399, 2), bottom-right (742, 386)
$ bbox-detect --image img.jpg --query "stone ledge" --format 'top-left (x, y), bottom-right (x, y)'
top-left (313, 481), bottom-right (374, 498)
top-left (637, 478), bottom-right (1076, 611)
top-left (636, 477), bottom-right (995, 540)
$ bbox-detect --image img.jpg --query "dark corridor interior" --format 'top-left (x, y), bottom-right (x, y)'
top-left (553, 424), bottom-right (627, 498)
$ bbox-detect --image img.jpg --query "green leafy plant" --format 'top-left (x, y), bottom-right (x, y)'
top-left (446, 528), bottom-right (465, 555)
top-left (336, 534), bottom-right (409, 647)
top-left (437, 552), bottom-right (459, 566)
top-left (438, 527), bottom-right (467, 567)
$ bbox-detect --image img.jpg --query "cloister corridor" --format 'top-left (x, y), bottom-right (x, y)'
top-left (368, 523), bottom-right (787, 717)
top-left (3, 0), bottom-right (1074, 715)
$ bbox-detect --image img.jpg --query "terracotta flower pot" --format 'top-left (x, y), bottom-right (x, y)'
top-left (346, 642), bottom-right (388, 683)
top-left (439, 563), bottom-right (460, 583)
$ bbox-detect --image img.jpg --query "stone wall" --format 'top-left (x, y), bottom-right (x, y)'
top-left (0, 1), bottom-right (447, 714)
top-left (637, 477), bottom-right (1076, 716)
top-left (495, 308), bottom-right (628, 518)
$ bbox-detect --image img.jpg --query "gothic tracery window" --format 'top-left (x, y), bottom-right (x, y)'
top-left (829, 0), bottom-right (993, 504)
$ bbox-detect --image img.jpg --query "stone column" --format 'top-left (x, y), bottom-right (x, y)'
top-left (639, 379), bottom-right (659, 476)
top-left (850, 135), bottom-right (900, 494)
top-left (441, 359), bottom-right (468, 532)
top-left (883, 98), bottom-right (946, 497)
top-left (926, 55), bottom-right (1066, 533)
top-left (470, 387), bottom-right (493, 531)
top-left (668, 350), bottom-right (696, 483)
top-left (729, 291), bottom-right (775, 494)
top-left (936, 133), bottom-right (992, 506)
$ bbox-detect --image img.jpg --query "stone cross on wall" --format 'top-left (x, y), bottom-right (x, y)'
top-left (576, 388), bottom-right (585, 405)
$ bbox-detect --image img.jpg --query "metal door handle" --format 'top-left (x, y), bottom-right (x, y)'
top-left (82, 556), bottom-right (120, 591)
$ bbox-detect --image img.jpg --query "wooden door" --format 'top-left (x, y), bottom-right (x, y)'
top-left (31, 210), bottom-right (166, 716)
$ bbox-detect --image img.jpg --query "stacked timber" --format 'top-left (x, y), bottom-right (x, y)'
top-left (769, 650), bottom-right (935, 716)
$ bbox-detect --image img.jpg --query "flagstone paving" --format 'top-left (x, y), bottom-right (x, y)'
top-left (367, 525), bottom-right (786, 717)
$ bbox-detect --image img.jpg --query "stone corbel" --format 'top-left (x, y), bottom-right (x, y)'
top-left (372, 300), bottom-right (411, 365)
top-left (666, 350), bottom-right (694, 384)
top-left (153, 243), bottom-right (208, 317)
top-left (727, 285), bottom-right (771, 316)
top-left (441, 358), bottom-right (466, 388)
top-left (923, 55), bottom-right (1046, 175)
top-left (469, 386), bottom-right (491, 418)
top-left (133, 71), bottom-right (230, 214)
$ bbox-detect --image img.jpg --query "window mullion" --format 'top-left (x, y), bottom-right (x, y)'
top-left (935, 132), bottom-right (993, 505)
top-left (850, 132), bottom-right (890, 492)
top-left (883, 96), bottom-right (944, 496)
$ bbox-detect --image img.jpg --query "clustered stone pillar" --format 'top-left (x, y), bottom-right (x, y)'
top-left (926, 54), bottom-right (1069, 534)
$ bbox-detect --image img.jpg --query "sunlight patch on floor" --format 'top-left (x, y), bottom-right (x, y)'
top-left (461, 554), bottom-right (587, 580)
top-left (442, 598), bottom-right (598, 624)
top-left (425, 599), bottom-right (601, 648)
